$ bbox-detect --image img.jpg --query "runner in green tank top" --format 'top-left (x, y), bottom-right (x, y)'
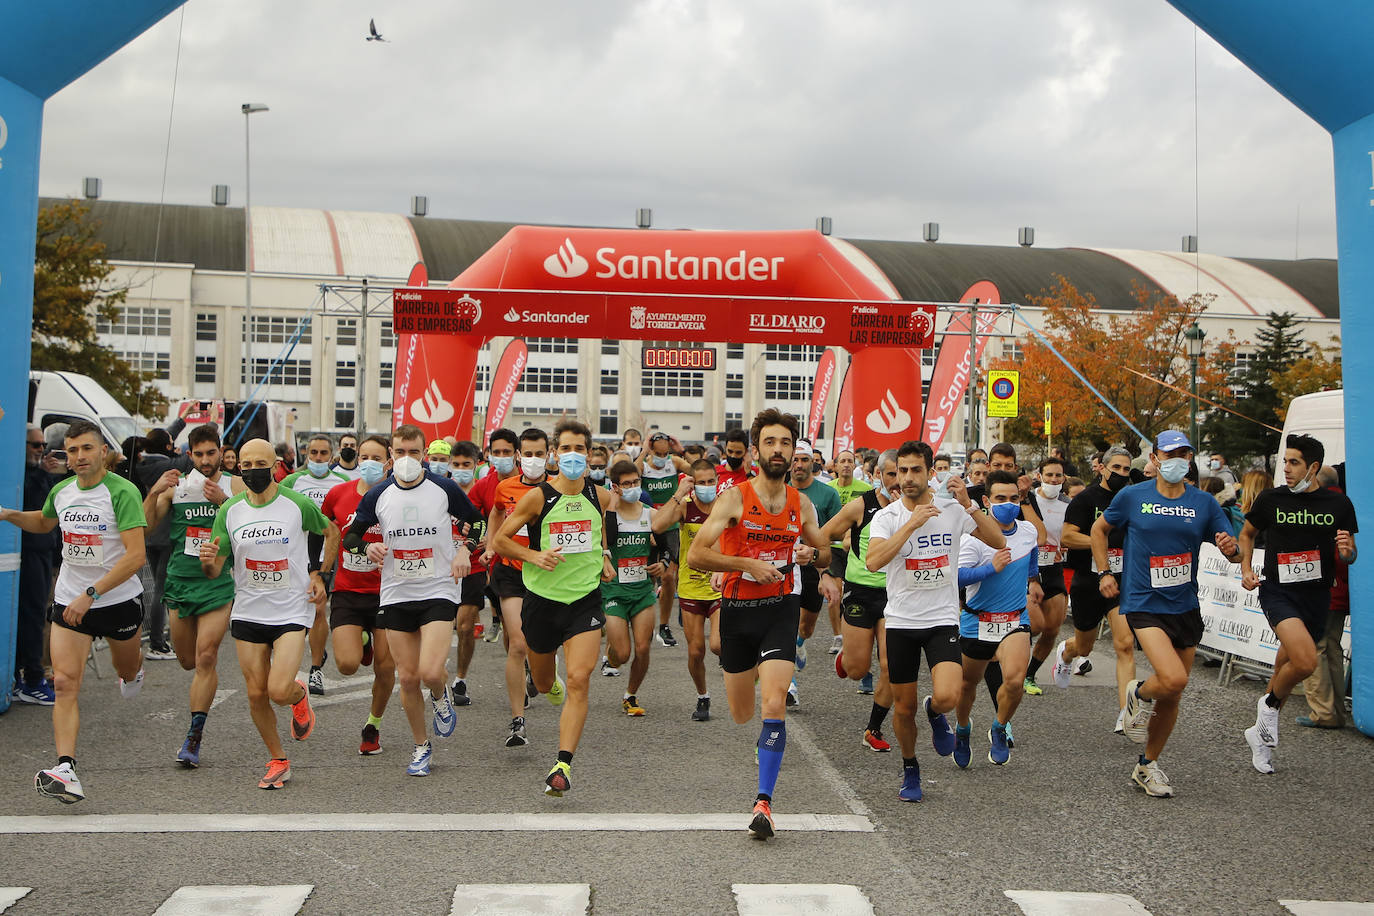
top-left (142, 424), bottom-right (242, 768)
top-left (636, 432), bottom-right (692, 648)
top-left (494, 419), bottom-right (616, 798)
top-left (601, 459), bottom-right (664, 717)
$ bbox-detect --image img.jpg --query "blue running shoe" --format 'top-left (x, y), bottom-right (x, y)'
top-left (899, 763), bottom-right (923, 802)
top-left (432, 686), bottom-right (456, 738)
top-left (858, 672), bottom-right (874, 695)
top-left (407, 741), bottom-right (433, 777)
top-left (925, 695), bottom-right (955, 757)
top-left (177, 733), bottom-right (202, 769)
top-left (794, 636), bottom-right (807, 671)
top-left (954, 724), bottom-right (972, 769)
top-left (989, 724), bottom-right (1010, 765)
top-left (1004, 720), bottom-right (1015, 749)
top-left (18, 678), bottom-right (55, 706)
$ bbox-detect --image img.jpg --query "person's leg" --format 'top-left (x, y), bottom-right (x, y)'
top-left (386, 627), bottom-right (429, 745)
top-left (928, 660), bottom-right (962, 714)
top-left (1133, 630), bottom-right (1193, 762)
top-left (798, 608), bottom-right (819, 641)
top-left (1267, 618), bottom-right (1319, 703)
top-left (556, 628), bottom-right (601, 755)
top-left (266, 630), bottom-right (309, 709)
top-left (416, 618), bottom-right (454, 698)
top-left (1108, 608), bottom-right (1135, 710)
top-left (168, 609), bottom-right (197, 673)
top-left (333, 624), bottom-right (365, 676)
top-left (890, 682), bottom-right (919, 758)
top-left (603, 616), bottom-right (631, 669)
top-left (15, 560), bottom-right (50, 685)
top-left (107, 630), bottom-right (144, 682)
top-left (872, 619), bottom-right (892, 711)
top-left (146, 546), bottom-right (171, 649)
top-left (1029, 594), bottom-right (1067, 671)
top-left (235, 639), bottom-right (283, 760)
top-left (956, 656), bottom-right (988, 728)
top-left (455, 603), bottom-right (478, 680)
top-left (627, 605), bottom-right (655, 697)
top-left (684, 609), bottom-right (708, 694)
top-left (501, 596), bottom-right (530, 719)
top-left (840, 620), bottom-right (874, 679)
top-left (309, 599), bottom-right (329, 668)
top-left (48, 626), bottom-right (90, 759)
top-left (189, 606), bottom-right (231, 715)
top-left (994, 633), bottom-right (1031, 724)
top-left (657, 564), bottom-right (678, 628)
top-left (755, 657), bottom-right (793, 798)
top-left (1303, 609), bottom-right (1345, 724)
top-left (724, 669), bottom-right (757, 724)
top-left (707, 606), bottom-right (722, 657)
top-left (369, 629), bottom-right (396, 720)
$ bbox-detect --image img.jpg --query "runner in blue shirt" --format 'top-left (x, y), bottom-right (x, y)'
top-left (1093, 430), bottom-right (1240, 797)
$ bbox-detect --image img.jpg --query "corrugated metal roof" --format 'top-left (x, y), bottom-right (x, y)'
top-left (407, 216), bottom-right (521, 282)
top-left (332, 211), bottom-right (424, 279)
top-left (1237, 257), bottom-right (1340, 319)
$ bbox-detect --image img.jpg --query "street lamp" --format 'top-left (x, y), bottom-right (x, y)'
top-left (242, 102), bottom-right (269, 402)
top-left (1185, 321), bottom-right (1206, 450)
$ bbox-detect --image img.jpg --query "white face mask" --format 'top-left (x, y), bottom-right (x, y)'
top-left (393, 456), bottom-right (423, 483)
top-left (625, 444), bottom-right (642, 459)
top-left (520, 455), bottom-right (547, 479)
top-left (1040, 482), bottom-right (1062, 499)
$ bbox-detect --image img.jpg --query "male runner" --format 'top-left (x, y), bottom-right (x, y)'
top-left (824, 449), bottom-right (874, 655)
top-left (638, 432), bottom-right (690, 648)
top-left (686, 408), bottom-right (831, 840)
top-left (1023, 456), bottom-right (1071, 694)
top-left (602, 459), bottom-right (663, 716)
top-left (654, 460), bottom-right (725, 721)
top-left (1047, 447), bottom-right (1137, 733)
top-left (200, 438), bottom-right (336, 790)
top-left (321, 434), bottom-right (396, 755)
top-left (343, 425), bottom-right (477, 777)
top-left (867, 440), bottom-right (1004, 802)
top-left (333, 432), bottom-right (363, 481)
top-left (620, 428), bottom-right (644, 460)
top-left (142, 424), bottom-right (240, 767)
top-left (954, 471), bottom-right (1042, 767)
top-left (494, 419), bottom-right (616, 796)
top-left (427, 439), bottom-right (453, 478)
top-left (448, 441), bottom-right (489, 707)
top-left (715, 428), bottom-right (752, 492)
top-left (787, 438), bottom-right (842, 705)
top-left (2, 420), bottom-right (147, 804)
top-left (471, 428), bottom-right (519, 644)
top-left (1093, 430), bottom-right (1240, 797)
top-left (1240, 434), bottom-right (1357, 773)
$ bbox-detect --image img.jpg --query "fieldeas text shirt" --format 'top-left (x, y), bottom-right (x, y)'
top-left (44, 472), bottom-right (147, 608)
top-left (1246, 486), bottom-right (1357, 591)
top-left (870, 498), bottom-right (977, 630)
top-left (213, 487), bottom-right (329, 627)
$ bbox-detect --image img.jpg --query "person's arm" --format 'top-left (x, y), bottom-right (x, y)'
top-left (1060, 520), bottom-right (1091, 551)
top-left (867, 503), bottom-right (940, 572)
top-left (88, 527), bottom-right (146, 603)
top-left (684, 486), bottom-right (779, 583)
top-left (1091, 516), bottom-right (1119, 598)
top-left (959, 562), bottom-right (997, 587)
top-left (1021, 495), bottom-right (1047, 545)
top-left (1238, 520), bottom-right (1260, 589)
top-left (484, 487), bottom-right (506, 566)
top-left (947, 475), bottom-right (1004, 549)
top-left (0, 505), bottom-right (59, 534)
top-left (1209, 501), bottom-right (1241, 561)
top-left (493, 487), bottom-right (555, 569)
top-left (651, 477), bottom-right (691, 533)
top-left (141, 469), bottom-right (179, 529)
top-left (798, 496), bottom-right (831, 570)
top-left (341, 485), bottom-right (381, 555)
top-left (200, 504), bottom-right (231, 579)
top-left (442, 479), bottom-right (475, 579)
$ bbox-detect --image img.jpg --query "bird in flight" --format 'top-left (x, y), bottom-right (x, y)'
top-left (367, 18), bottom-right (387, 42)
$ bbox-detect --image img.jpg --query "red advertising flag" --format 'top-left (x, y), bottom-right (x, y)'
top-left (483, 339), bottom-right (529, 443)
top-left (920, 280), bottom-right (1002, 452)
top-left (832, 364), bottom-right (854, 455)
top-left (391, 262), bottom-right (483, 441)
top-left (848, 346), bottom-right (924, 451)
top-left (806, 349), bottom-right (837, 441)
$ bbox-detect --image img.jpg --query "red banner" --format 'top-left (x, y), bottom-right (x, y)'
top-left (806, 349), bottom-right (836, 441)
top-left (921, 280), bottom-right (1002, 452)
top-left (832, 365), bottom-right (854, 455)
top-left (483, 339), bottom-right (529, 443)
top-left (848, 346), bottom-right (924, 451)
top-left (392, 263), bottom-right (483, 442)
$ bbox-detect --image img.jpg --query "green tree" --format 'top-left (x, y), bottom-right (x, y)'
top-left (1202, 311), bottom-right (1309, 467)
top-left (32, 199), bottom-right (168, 418)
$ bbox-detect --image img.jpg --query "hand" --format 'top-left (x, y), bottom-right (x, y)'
top-left (991, 547), bottom-right (1013, 572)
top-left (532, 546), bottom-right (565, 571)
top-left (601, 556), bottom-right (616, 582)
top-left (1018, 475), bottom-right (1032, 495)
top-left (946, 475), bottom-right (970, 506)
top-left (675, 476), bottom-right (694, 500)
top-left (819, 572), bottom-right (842, 606)
top-left (646, 561), bottom-right (666, 578)
top-left (1028, 579), bottom-right (1044, 605)
top-left (796, 543), bottom-right (816, 565)
top-left (1099, 574), bottom-right (1120, 600)
top-left (907, 504), bottom-right (943, 530)
top-left (203, 478), bottom-right (227, 506)
top-left (748, 559), bottom-right (784, 584)
top-left (1215, 531), bottom-right (1238, 557)
top-left (710, 572), bottom-right (726, 593)
top-left (41, 453), bottom-right (64, 473)
top-left (1241, 569), bottom-right (1260, 591)
top-left (152, 468), bottom-right (181, 495)
top-left (481, 547), bottom-right (496, 566)
top-left (451, 546), bottom-right (472, 581)
top-left (1337, 529), bottom-right (1355, 561)
top-left (307, 571), bottom-right (326, 603)
top-left (199, 535), bottom-right (222, 564)
top-left (365, 542), bottom-right (387, 565)
top-left (64, 592), bottom-right (93, 626)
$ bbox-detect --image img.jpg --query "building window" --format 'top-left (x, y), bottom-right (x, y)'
top-left (195, 313), bottom-right (218, 341)
top-left (336, 360), bottom-right (356, 388)
top-left (243, 358), bottom-right (312, 387)
top-left (764, 344), bottom-right (825, 362)
top-left (601, 369), bottom-right (619, 395)
top-left (378, 363), bottom-right (394, 406)
top-left (1001, 339), bottom-right (1023, 361)
top-left (380, 320), bottom-right (396, 350)
top-left (764, 374), bottom-right (809, 400)
top-left (601, 339), bottom-right (619, 356)
top-left (518, 366), bottom-right (577, 394)
top-left (98, 305), bottom-right (172, 337)
top-left (474, 364), bottom-right (491, 394)
top-left (727, 343), bottom-right (745, 360)
top-left (249, 315), bottom-right (311, 345)
top-left (526, 337), bottom-right (577, 354)
top-left (336, 318), bottom-right (357, 347)
top-left (642, 370), bottom-right (703, 398)
top-left (725, 373), bottom-right (744, 399)
top-left (334, 404), bottom-right (355, 428)
top-left (194, 355), bottom-right (217, 384)
top-left (115, 350), bottom-right (170, 379)
top-left (599, 410), bottom-right (618, 435)
top-left (725, 412), bottom-right (743, 430)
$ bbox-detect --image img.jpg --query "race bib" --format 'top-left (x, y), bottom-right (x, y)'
top-left (1092, 548), bottom-right (1124, 574)
top-left (549, 520), bottom-right (594, 554)
top-left (184, 526), bottom-right (213, 558)
top-left (342, 550), bottom-right (378, 573)
top-left (977, 611), bottom-right (1021, 642)
top-left (62, 532), bottom-right (103, 566)
top-left (394, 548), bottom-right (435, 579)
top-left (245, 557), bottom-right (290, 590)
top-left (1038, 544), bottom-right (1063, 567)
top-left (1149, 553), bottom-right (1192, 589)
top-left (742, 549), bottom-right (791, 582)
top-left (905, 554), bottom-right (950, 589)
top-left (1277, 550), bottom-right (1321, 584)
top-left (617, 556), bottom-right (648, 584)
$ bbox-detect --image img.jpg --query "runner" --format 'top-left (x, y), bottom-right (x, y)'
top-left (715, 428), bottom-right (753, 492)
top-left (332, 432), bottom-right (364, 481)
top-left (954, 471), bottom-right (1042, 766)
top-left (471, 428), bottom-right (519, 645)
top-left (1093, 430), bottom-right (1240, 797)
top-left (825, 449), bottom-right (873, 656)
top-left (199, 438), bottom-right (336, 790)
top-left (448, 441), bottom-right (490, 708)
top-left (866, 440), bottom-right (1005, 802)
top-left (1047, 447), bottom-right (1137, 732)
top-left (685, 408), bottom-right (832, 840)
top-left (601, 459), bottom-right (663, 716)
top-left (320, 434), bottom-right (396, 755)
top-left (787, 438), bottom-right (842, 706)
top-left (494, 419), bottom-right (615, 797)
top-left (638, 432), bottom-right (690, 648)
top-left (654, 460), bottom-right (725, 721)
top-left (1239, 434), bottom-right (1357, 773)
top-left (427, 439), bottom-right (453, 478)
top-left (342, 425), bottom-right (478, 777)
top-left (2, 420), bottom-right (148, 804)
top-left (141, 423), bottom-right (241, 768)
top-left (820, 449), bottom-right (899, 752)
top-left (1023, 456), bottom-right (1071, 695)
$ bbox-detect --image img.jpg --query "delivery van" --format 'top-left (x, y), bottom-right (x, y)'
top-left (1279, 389), bottom-right (1343, 468)
top-left (29, 370), bottom-right (140, 449)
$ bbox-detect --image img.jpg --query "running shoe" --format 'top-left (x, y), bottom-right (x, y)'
top-left (545, 760), bottom-right (572, 797)
top-left (1004, 720), bottom-right (1015, 749)
top-left (1244, 725), bottom-right (1276, 774)
top-left (1114, 707), bottom-right (1126, 735)
top-left (988, 723), bottom-right (1010, 765)
top-left (834, 650), bottom-right (846, 679)
top-left (17, 678), bottom-right (55, 706)
top-left (858, 673), bottom-right (874, 695)
top-left (924, 695), bottom-right (955, 757)
top-left (359, 723), bottom-right (382, 756)
top-left (407, 742), bottom-right (432, 777)
top-left (35, 761), bottom-right (85, 804)
top-left (360, 631), bottom-right (373, 668)
top-left (258, 758), bottom-right (291, 790)
top-left (600, 657), bottom-right (621, 677)
top-left (1023, 676), bottom-right (1043, 697)
top-left (1253, 694), bottom-right (1280, 748)
top-left (748, 799), bottom-right (775, 839)
top-left (829, 634), bottom-right (843, 655)
top-left (525, 664), bottom-right (538, 700)
top-left (1073, 656), bottom-right (1092, 676)
top-left (1131, 759), bottom-right (1174, 797)
top-left (899, 763), bottom-right (923, 802)
top-left (786, 681), bottom-right (799, 708)
top-left (291, 679), bottom-right (315, 740)
top-left (452, 678), bottom-right (471, 707)
top-left (692, 697), bottom-right (711, 722)
top-left (308, 666), bottom-right (325, 696)
top-left (622, 696), bottom-right (646, 717)
top-left (1050, 640), bottom-right (1073, 689)
top-left (954, 724), bottom-right (972, 769)
top-left (656, 625), bottom-right (677, 647)
top-left (862, 729), bottom-right (891, 753)
top-left (473, 623), bottom-right (484, 639)
top-left (795, 636), bottom-right (807, 671)
top-left (504, 716), bottom-right (528, 748)
top-left (484, 620), bottom-right (501, 643)
top-left (177, 732), bottom-right (202, 768)
top-left (432, 685), bottom-right (457, 738)
top-left (118, 667), bottom-right (145, 699)
top-left (145, 645), bottom-right (178, 661)
top-left (547, 673), bottom-right (566, 707)
top-left (1123, 680), bottom-right (1154, 744)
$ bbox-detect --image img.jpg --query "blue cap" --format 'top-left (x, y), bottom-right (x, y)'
top-left (1155, 429), bottom-right (1192, 452)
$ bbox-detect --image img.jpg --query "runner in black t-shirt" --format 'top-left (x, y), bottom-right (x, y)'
top-left (1239, 434), bottom-right (1357, 774)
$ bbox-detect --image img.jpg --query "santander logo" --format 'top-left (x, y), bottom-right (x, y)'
top-left (865, 389), bottom-right (912, 435)
top-left (410, 379), bottom-right (454, 425)
top-left (503, 307), bottom-right (521, 322)
top-left (544, 238), bottom-right (589, 278)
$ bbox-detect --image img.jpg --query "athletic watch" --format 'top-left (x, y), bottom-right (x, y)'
top-left (85, 586), bottom-right (101, 601)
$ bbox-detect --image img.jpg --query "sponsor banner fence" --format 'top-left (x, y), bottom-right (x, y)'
top-left (1197, 543), bottom-right (1279, 665)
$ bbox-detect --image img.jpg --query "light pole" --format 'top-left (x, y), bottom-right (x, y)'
top-left (1185, 321), bottom-right (1206, 449)
top-left (242, 102), bottom-right (269, 402)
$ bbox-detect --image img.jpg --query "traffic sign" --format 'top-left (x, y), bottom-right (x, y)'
top-left (987, 370), bottom-right (1019, 418)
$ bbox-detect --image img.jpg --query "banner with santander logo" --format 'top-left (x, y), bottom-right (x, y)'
top-left (831, 365), bottom-right (854, 455)
top-left (806, 349), bottom-right (836, 441)
top-left (921, 280), bottom-right (1002, 452)
top-left (483, 339), bottom-right (529, 441)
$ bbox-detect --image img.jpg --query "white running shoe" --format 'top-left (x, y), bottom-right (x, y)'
top-left (1254, 694), bottom-right (1279, 747)
top-left (828, 635), bottom-right (843, 655)
top-left (1114, 707), bottom-right (1127, 735)
top-left (1050, 640), bottom-right (1073, 689)
top-left (1131, 760), bottom-right (1174, 797)
top-left (35, 761), bottom-right (85, 804)
top-left (1122, 680), bottom-right (1153, 744)
top-left (118, 668), bottom-right (145, 699)
top-left (1244, 725), bottom-right (1276, 774)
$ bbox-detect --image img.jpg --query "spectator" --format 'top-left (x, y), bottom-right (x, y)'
top-left (134, 427), bottom-right (189, 659)
top-left (11, 425), bottom-right (60, 704)
top-left (272, 441), bottom-right (295, 482)
top-left (1050, 446), bottom-right (1079, 477)
top-left (1207, 452), bottom-right (1238, 487)
top-left (1201, 476), bottom-right (1243, 535)
top-left (1298, 466), bottom-right (1350, 729)
top-left (220, 445), bottom-right (239, 475)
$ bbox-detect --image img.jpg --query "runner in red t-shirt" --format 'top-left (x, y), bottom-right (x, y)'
top-left (715, 428), bottom-right (753, 493)
top-left (448, 440), bottom-right (494, 707)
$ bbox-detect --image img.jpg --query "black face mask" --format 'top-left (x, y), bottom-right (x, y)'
top-left (1106, 471), bottom-right (1131, 493)
top-left (241, 467), bottom-right (274, 494)
top-left (339, 447), bottom-right (357, 463)
top-left (725, 454), bottom-right (744, 469)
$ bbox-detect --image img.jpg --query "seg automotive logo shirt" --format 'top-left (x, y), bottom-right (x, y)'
top-left (870, 498), bottom-right (976, 629)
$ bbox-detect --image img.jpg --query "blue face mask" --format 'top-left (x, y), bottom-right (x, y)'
top-left (1159, 457), bottom-right (1190, 484)
top-left (452, 467), bottom-right (474, 486)
top-left (308, 460), bottom-right (331, 477)
top-left (358, 459), bottom-right (385, 485)
top-left (428, 461), bottom-right (450, 477)
top-left (590, 468), bottom-right (606, 482)
top-left (559, 451), bottom-right (587, 480)
top-left (619, 485), bottom-right (642, 503)
top-left (651, 454), bottom-right (670, 469)
top-left (990, 502), bottom-right (1021, 526)
top-left (694, 484), bottom-right (718, 504)
top-left (490, 455), bottom-right (515, 474)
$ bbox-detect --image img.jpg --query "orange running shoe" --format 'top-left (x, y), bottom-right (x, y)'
top-left (291, 679), bottom-right (315, 741)
top-left (748, 799), bottom-right (774, 840)
top-left (258, 758), bottom-right (291, 790)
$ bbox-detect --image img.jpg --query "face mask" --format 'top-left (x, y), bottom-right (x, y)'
top-left (358, 459), bottom-right (385, 485)
top-left (619, 485), bottom-right (642, 503)
top-left (625, 444), bottom-right (642, 459)
top-left (990, 502), bottom-right (1021, 526)
top-left (725, 454), bottom-right (744, 470)
top-left (452, 467), bottom-right (474, 486)
top-left (1040, 482), bottom-right (1062, 499)
top-left (1107, 472), bottom-right (1131, 492)
top-left (559, 452), bottom-right (587, 480)
top-left (428, 460), bottom-right (450, 477)
top-left (589, 468), bottom-right (606, 482)
top-left (695, 484), bottom-right (718, 504)
top-left (520, 456), bottom-right (547, 479)
top-left (651, 454), bottom-right (669, 469)
top-left (1159, 458), bottom-right (1190, 484)
top-left (308, 460), bottom-right (331, 477)
top-left (1289, 470), bottom-right (1314, 494)
top-left (490, 455), bottom-right (515, 475)
top-left (1209, 459), bottom-right (1221, 471)
top-left (393, 456), bottom-right (423, 483)
top-left (339, 447), bottom-right (357, 464)
top-left (241, 467), bottom-right (273, 494)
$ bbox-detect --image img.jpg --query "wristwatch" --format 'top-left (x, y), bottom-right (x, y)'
top-left (85, 586), bottom-right (101, 601)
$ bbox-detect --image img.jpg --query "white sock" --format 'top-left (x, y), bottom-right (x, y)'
top-left (698, 693), bottom-right (709, 700)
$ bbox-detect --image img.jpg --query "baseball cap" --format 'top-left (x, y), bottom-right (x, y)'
top-left (1154, 430), bottom-right (1192, 452)
top-left (427, 439), bottom-right (453, 457)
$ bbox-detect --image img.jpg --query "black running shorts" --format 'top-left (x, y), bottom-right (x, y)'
top-left (1070, 575), bottom-right (1119, 633)
top-left (377, 599), bottom-right (458, 633)
top-left (960, 624), bottom-right (1032, 661)
top-left (521, 589), bottom-right (604, 655)
top-left (658, 528), bottom-right (681, 565)
top-left (459, 571), bottom-right (489, 607)
top-left (490, 562), bottom-right (526, 600)
top-left (798, 565), bottom-right (822, 614)
top-left (885, 625), bottom-right (961, 684)
top-left (49, 598), bottom-right (142, 641)
top-left (841, 581), bottom-right (886, 630)
top-left (1125, 607), bottom-right (1204, 650)
top-left (230, 619), bottom-right (307, 644)
top-left (1258, 581), bottom-right (1331, 642)
top-left (719, 594), bottom-right (800, 674)
top-left (1038, 564), bottom-right (1067, 599)
top-left (329, 590), bottom-right (380, 630)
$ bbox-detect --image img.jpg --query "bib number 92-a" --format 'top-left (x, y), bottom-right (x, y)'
top-left (905, 555), bottom-right (949, 589)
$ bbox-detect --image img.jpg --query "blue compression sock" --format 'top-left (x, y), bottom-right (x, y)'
top-left (757, 719), bottom-right (786, 799)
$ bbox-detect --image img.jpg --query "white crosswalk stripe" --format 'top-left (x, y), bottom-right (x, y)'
top-left (1281, 902), bottom-right (1374, 915)
top-left (0, 889), bottom-right (31, 914)
top-left (152, 885), bottom-right (314, 915)
top-left (1006, 890), bottom-right (1154, 915)
top-left (449, 883), bottom-right (590, 915)
top-left (732, 883), bottom-right (874, 915)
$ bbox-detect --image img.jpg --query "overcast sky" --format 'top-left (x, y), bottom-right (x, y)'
top-left (36, 0), bottom-right (1337, 260)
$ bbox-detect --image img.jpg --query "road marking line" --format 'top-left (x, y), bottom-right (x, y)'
top-left (1006, 890), bottom-right (1153, 915)
top-left (787, 717), bottom-right (873, 819)
top-left (1281, 902), bottom-right (1374, 915)
top-left (309, 684), bottom-right (398, 709)
top-left (209, 688), bottom-right (237, 710)
top-left (153, 885), bottom-right (313, 915)
top-left (0, 889), bottom-right (32, 914)
top-left (450, 883), bottom-right (589, 915)
top-left (0, 812), bottom-right (873, 835)
top-left (733, 883), bottom-right (874, 915)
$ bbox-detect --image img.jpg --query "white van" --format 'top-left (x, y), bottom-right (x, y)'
top-left (1279, 389), bottom-right (1343, 468)
top-left (29, 370), bottom-right (140, 449)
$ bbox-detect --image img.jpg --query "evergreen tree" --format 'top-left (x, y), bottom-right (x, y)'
top-left (1203, 311), bottom-right (1308, 467)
